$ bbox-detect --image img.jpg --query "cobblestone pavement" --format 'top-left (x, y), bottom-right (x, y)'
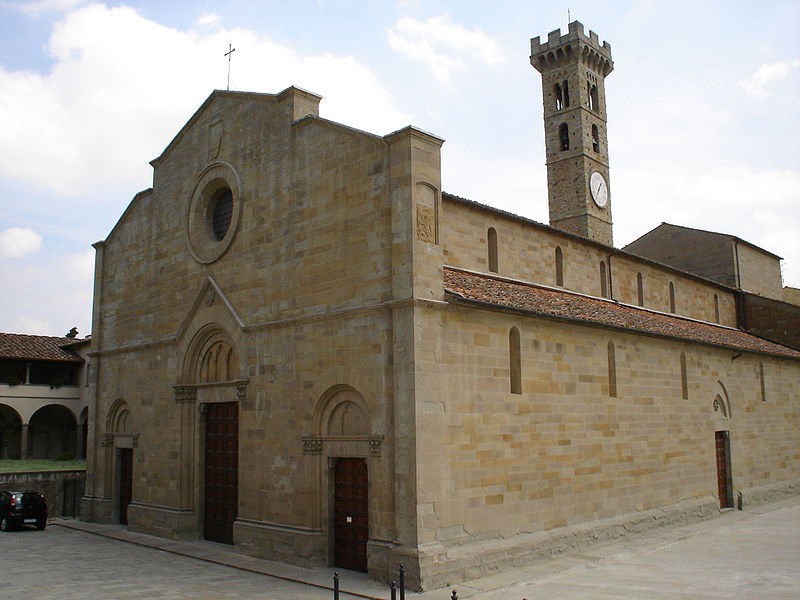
top-left (0, 497), bottom-right (797, 599)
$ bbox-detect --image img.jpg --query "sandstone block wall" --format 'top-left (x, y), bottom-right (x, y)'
top-left (441, 199), bottom-right (736, 325)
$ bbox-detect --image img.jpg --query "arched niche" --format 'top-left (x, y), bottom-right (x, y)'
top-left (182, 324), bottom-right (240, 385)
top-left (304, 385), bottom-right (382, 457)
top-left (102, 398), bottom-right (137, 449)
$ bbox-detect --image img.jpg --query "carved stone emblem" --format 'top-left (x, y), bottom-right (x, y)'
top-left (174, 386), bottom-right (197, 404)
top-left (302, 437), bottom-right (323, 455)
top-left (416, 204), bottom-right (436, 244)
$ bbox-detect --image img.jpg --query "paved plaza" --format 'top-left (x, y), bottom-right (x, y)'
top-left (0, 497), bottom-right (797, 600)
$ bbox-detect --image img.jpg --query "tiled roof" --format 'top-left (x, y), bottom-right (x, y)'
top-left (0, 333), bottom-right (85, 362)
top-left (443, 267), bottom-right (800, 360)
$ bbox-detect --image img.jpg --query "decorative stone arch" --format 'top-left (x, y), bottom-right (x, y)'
top-left (712, 381), bottom-right (732, 419)
top-left (181, 324), bottom-right (242, 385)
top-left (106, 398), bottom-right (130, 434)
top-left (303, 384), bottom-right (383, 574)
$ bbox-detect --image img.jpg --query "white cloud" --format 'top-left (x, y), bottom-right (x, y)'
top-left (0, 227), bottom-right (43, 257)
top-left (13, 0), bottom-right (87, 17)
top-left (195, 12), bottom-right (220, 27)
top-left (387, 15), bottom-right (503, 83)
top-left (737, 59), bottom-right (800, 100)
top-left (0, 3), bottom-right (411, 197)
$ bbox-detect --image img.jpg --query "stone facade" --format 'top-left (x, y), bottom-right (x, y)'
top-left (83, 23), bottom-right (800, 592)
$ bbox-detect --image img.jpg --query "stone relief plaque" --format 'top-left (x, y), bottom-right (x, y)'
top-left (416, 204), bottom-right (436, 244)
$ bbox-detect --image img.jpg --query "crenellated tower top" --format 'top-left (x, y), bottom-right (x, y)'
top-left (530, 21), bottom-right (613, 77)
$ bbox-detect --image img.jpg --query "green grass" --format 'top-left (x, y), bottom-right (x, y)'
top-left (0, 459), bottom-right (86, 473)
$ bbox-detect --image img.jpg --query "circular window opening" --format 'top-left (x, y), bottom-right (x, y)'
top-left (208, 188), bottom-right (233, 241)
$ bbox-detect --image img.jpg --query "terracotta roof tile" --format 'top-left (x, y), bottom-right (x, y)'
top-left (0, 333), bottom-right (85, 362)
top-left (443, 267), bottom-right (800, 360)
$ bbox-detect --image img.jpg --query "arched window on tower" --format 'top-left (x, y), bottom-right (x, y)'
top-left (562, 80), bottom-right (570, 107)
top-left (509, 327), bottom-right (521, 394)
top-left (559, 123), bottom-right (569, 151)
top-left (554, 83), bottom-right (563, 110)
top-left (487, 227), bottom-right (498, 273)
top-left (555, 246), bottom-right (564, 287)
top-left (592, 124), bottom-right (600, 153)
top-left (588, 84), bottom-right (599, 111)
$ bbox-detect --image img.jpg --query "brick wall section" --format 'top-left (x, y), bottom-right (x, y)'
top-left (742, 292), bottom-right (800, 350)
top-left (736, 243), bottom-right (784, 299)
top-left (624, 224), bottom-right (737, 287)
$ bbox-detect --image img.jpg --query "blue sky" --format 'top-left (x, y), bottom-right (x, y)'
top-left (1, 0), bottom-right (798, 336)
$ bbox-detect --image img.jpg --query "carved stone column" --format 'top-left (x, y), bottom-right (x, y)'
top-left (175, 386), bottom-right (197, 511)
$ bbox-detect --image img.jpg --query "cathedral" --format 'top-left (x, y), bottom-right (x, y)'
top-left (82, 21), bottom-right (800, 590)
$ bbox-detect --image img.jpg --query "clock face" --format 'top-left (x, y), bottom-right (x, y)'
top-left (590, 171), bottom-right (608, 208)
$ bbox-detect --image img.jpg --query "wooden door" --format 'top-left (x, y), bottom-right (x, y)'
top-left (715, 431), bottom-right (732, 508)
top-left (204, 402), bottom-right (238, 544)
top-left (334, 457), bottom-right (368, 572)
top-left (118, 448), bottom-right (133, 525)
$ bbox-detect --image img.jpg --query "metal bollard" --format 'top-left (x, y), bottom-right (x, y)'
top-left (333, 571), bottom-right (339, 600)
top-left (399, 564), bottom-right (405, 600)
top-left (390, 580), bottom-right (396, 600)
top-left (451, 590), bottom-right (458, 600)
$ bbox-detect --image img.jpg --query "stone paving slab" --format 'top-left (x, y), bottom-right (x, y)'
top-left (1, 497), bottom-right (797, 599)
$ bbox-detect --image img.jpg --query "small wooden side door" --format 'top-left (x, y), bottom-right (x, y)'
top-left (334, 457), bottom-right (368, 572)
top-left (118, 448), bottom-right (133, 525)
top-left (715, 431), bottom-right (732, 508)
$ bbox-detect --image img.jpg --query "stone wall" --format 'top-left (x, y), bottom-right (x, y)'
top-left (0, 470), bottom-right (85, 518)
top-left (441, 198), bottom-right (736, 326)
top-left (410, 299), bottom-right (800, 588)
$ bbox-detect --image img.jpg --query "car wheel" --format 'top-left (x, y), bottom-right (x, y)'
top-left (0, 517), bottom-right (10, 532)
top-left (36, 520), bottom-right (46, 530)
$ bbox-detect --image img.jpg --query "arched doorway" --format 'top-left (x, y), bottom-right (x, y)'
top-left (28, 404), bottom-right (77, 459)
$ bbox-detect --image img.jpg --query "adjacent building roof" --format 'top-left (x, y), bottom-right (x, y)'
top-left (443, 267), bottom-right (800, 359)
top-left (0, 333), bottom-right (85, 362)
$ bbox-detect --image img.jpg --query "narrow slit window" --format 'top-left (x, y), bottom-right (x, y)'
top-left (669, 282), bottom-right (676, 313)
top-left (562, 80), bottom-right (570, 107)
top-left (636, 272), bottom-right (644, 306)
top-left (559, 123), bottom-right (569, 151)
top-left (713, 294), bottom-right (720, 323)
top-left (509, 327), bottom-right (521, 394)
top-left (680, 352), bottom-right (688, 399)
top-left (487, 227), bottom-right (498, 273)
top-left (600, 261), bottom-right (608, 298)
top-left (759, 362), bottom-right (766, 402)
top-left (592, 124), bottom-right (600, 153)
top-left (607, 341), bottom-right (617, 397)
top-left (555, 246), bottom-right (564, 286)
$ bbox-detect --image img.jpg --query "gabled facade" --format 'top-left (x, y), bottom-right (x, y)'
top-left (83, 24), bottom-right (800, 591)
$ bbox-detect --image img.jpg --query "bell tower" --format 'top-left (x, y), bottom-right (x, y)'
top-left (531, 21), bottom-right (614, 246)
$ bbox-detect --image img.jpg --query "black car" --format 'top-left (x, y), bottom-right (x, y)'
top-left (0, 491), bottom-right (48, 531)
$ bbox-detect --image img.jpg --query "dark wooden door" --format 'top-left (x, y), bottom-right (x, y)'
top-left (334, 457), bottom-right (368, 572)
top-left (715, 431), bottom-right (731, 508)
top-left (204, 402), bottom-right (238, 544)
top-left (118, 448), bottom-right (133, 525)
